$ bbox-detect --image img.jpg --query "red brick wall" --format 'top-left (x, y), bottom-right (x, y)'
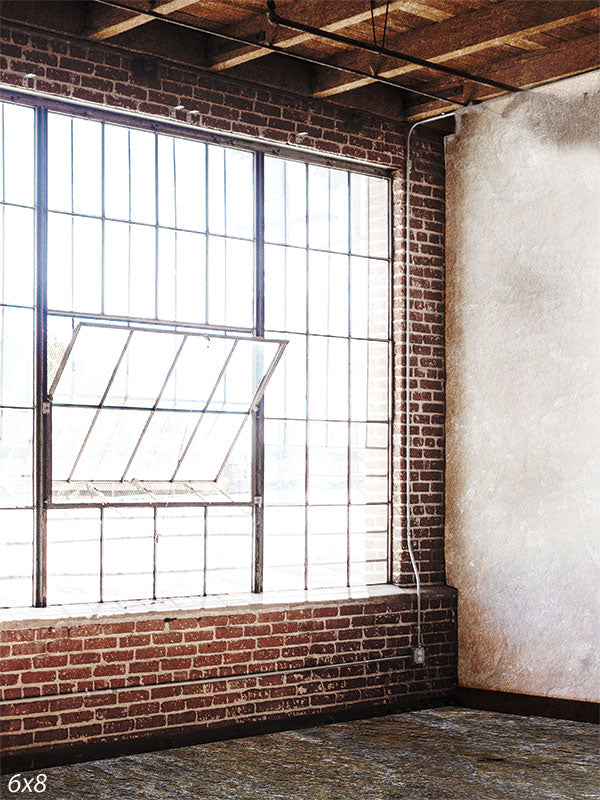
top-left (1, 591), bottom-right (456, 767)
top-left (0, 21), bottom-right (451, 766)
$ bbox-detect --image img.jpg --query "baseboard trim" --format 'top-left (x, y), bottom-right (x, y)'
top-left (455, 687), bottom-right (599, 724)
top-left (1, 694), bottom-right (454, 774)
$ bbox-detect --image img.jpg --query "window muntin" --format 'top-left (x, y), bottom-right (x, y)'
top-left (0, 98), bottom-right (391, 608)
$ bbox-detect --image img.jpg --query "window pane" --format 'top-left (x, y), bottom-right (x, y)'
top-left (264, 157), bottom-right (284, 244)
top-left (350, 340), bottom-right (389, 421)
top-left (308, 165), bottom-right (329, 250)
top-left (176, 412), bottom-right (246, 482)
top-left (170, 230), bottom-right (206, 323)
top-left (205, 507), bottom-right (252, 594)
top-left (72, 118), bottom-right (102, 216)
top-left (157, 135), bottom-right (175, 227)
top-left (48, 113), bottom-right (72, 213)
top-left (264, 419), bottom-right (305, 505)
top-left (263, 506), bottom-right (305, 592)
top-left (73, 216), bottom-right (102, 313)
top-left (48, 212), bottom-right (72, 311)
top-left (129, 224), bottom-right (156, 317)
top-left (329, 169), bottom-right (349, 252)
top-left (207, 145), bottom-right (225, 234)
top-left (156, 507), bottom-right (204, 598)
top-left (175, 137), bottom-right (205, 231)
top-left (125, 410), bottom-right (201, 481)
top-left (264, 333), bottom-right (306, 420)
top-left (103, 508), bottom-right (154, 601)
top-left (208, 338), bottom-right (281, 413)
top-left (51, 406), bottom-right (96, 481)
top-left (308, 251), bottom-right (349, 336)
top-left (0, 509), bottom-right (33, 607)
top-left (350, 504), bottom-right (388, 585)
top-left (130, 128), bottom-right (156, 224)
top-left (0, 408), bottom-right (32, 507)
top-left (207, 237), bottom-right (254, 328)
top-left (350, 256), bottom-right (389, 340)
top-left (226, 148), bottom-right (253, 238)
top-left (307, 421), bottom-right (348, 505)
top-left (3, 104), bottom-right (34, 207)
top-left (47, 508), bottom-right (100, 604)
top-left (265, 245), bottom-right (306, 334)
top-left (307, 505), bottom-right (347, 589)
top-left (1, 205), bottom-right (35, 307)
top-left (71, 408), bottom-right (149, 480)
top-left (0, 305), bottom-right (33, 407)
top-left (160, 335), bottom-right (234, 411)
top-left (104, 124), bottom-right (130, 220)
top-left (350, 423), bottom-right (389, 504)
top-left (308, 336), bottom-right (348, 420)
top-left (104, 220), bottom-right (129, 314)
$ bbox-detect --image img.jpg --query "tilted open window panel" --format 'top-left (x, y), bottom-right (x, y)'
top-left (48, 323), bottom-right (286, 506)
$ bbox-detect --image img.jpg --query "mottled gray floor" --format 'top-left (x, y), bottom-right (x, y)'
top-left (2, 708), bottom-right (598, 800)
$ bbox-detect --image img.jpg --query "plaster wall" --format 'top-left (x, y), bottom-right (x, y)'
top-left (445, 71), bottom-right (600, 702)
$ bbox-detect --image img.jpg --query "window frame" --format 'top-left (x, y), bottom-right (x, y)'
top-left (0, 88), bottom-right (393, 608)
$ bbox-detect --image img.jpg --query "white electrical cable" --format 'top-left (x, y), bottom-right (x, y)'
top-left (405, 110), bottom-right (457, 651)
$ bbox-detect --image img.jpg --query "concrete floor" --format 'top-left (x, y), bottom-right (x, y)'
top-left (2, 708), bottom-right (598, 800)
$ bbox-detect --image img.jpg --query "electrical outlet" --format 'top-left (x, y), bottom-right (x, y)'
top-left (413, 647), bottom-right (425, 665)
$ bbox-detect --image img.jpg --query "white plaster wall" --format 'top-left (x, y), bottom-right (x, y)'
top-left (445, 71), bottom-right (600, 702)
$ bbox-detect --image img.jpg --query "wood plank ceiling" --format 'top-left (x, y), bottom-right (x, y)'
top-left (1, 0), bottom-right (598, 122)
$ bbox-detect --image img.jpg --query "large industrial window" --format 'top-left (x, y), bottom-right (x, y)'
top-left (0, 97), bottom-right (391, 608)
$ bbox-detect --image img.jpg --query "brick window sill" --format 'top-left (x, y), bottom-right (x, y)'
top-left (0, 584), bottom-right (455, 627)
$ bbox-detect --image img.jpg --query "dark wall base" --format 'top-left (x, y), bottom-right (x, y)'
top-left (455, 687), bottom-right (599, 724)
top-left (1, 695), bottom-right (453, 774)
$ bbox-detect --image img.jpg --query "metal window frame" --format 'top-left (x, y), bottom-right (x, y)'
top-left (0, 90), bottom-right (393, 608)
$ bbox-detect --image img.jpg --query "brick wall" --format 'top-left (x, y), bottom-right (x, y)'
top-left (1, 591), bottom-right (456, 768)
top-left (0, 21), bottom-right (451, 766)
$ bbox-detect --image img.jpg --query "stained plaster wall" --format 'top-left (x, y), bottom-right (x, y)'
top-left (445, 70), bottom-right (600, 702)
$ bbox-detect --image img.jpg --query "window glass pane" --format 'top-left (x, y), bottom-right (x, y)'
top-left (285, 160), bottom-right (307, 247)
top-left (51, 324), bottom-right (130, 405)
top-left (104, 124), bottom-right (130, 220)
top-left (308, 336), bottom-right (348, 420)
top-left (129, 224), bottom-right (156, 318)
top-left (225, 148), bottom-right (253, 238)
top-left (207, 236), bottom-right (253, 328)
top-left (308, 251), bottom-right (349, 336)
top-left (1, 205), bottom-right (34, 306)
top-left (264, 419), bottom-right (305, 505)
top-left (350, 423), bottom-right (389, 504)
top-left (207, 145), bottom-right (225, 234)
top-left (263, 506), bottom-right (305, 592)
top-left (0, 408), bottom-right (33, 507)
top-left (308, 165), bottom-right (329, 250)
top-left (72, 118), bottom-right (102, 216)
top-left (47, 508), bottom-right (100, 604)
top-left (307, 505), bottom-right (347, 588)
top-left (103, 508), bottom-right (154, 601)
top-left (350, 504), bottom-right (388, 585)
top-left (157, 135), bottom-right (175, 227)
top-left (329, 169), bottom-right (349, 252)
top-left (265, 245), bottom-right (306, 334)
top-left (350, 256), bottom-right (389, 340)
top-left (48, 212), bottom-right (72, 310)
top-left (350, 173), bottom-right (369, 256)
top-left (350, 340), bottom-right (389, 421)
top-left (176, 412), bottom-right (246, 482)
top-left (307, 421), bottom-right (348, 505)
top-left (175, 137), bottom-right (205, 231)
top-left (51, 406), bottom-right (96, 481)
top-left (0, 509), bottom-right (33, 607)
top-left (264, 157), bottom-right (284, 244)
top-left (367, 176), bottom-right (389, 258)
top-left (73, 216), bottom-right (102, 313)
top-left (160, 335), bottom-right (234, 411)
top-left (264, 332), bottom-right (306, 420)
top-left (130, 128), bottom-right (156, 224)
top-left (174, 230), bottom-right (206, 323)
top-left (156, 507), bottom-right (204, 598)
top-left (71, 408), bottom-right (149, 480)
top-left (208, 338), bottom-right (281, 413)
top-left (0, 306), bottom-right (33, 407)
top-left (205, 507), bottom-right (252, 594)
top-left (125, 410), bottom-right (201, 481)
top-left (3, 104), bottom-right (34, 207)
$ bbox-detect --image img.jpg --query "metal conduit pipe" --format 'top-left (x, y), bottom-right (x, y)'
top-left (93, 0), bottom-right (470, 107)
top-left (405, 110), bottom-right (457, 653)
top-left (267, 1), bottom-right (522, 95)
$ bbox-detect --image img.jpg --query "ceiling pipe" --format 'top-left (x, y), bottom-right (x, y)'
top-left (93, 0), bottom-right (469, 109)
top-left (267, 0), bottom-right (522, 95)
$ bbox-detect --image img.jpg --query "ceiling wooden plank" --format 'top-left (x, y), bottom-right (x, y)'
top-left (87, 0), bottom-right (201, 41)
top-left (208, 0), bottom-right (454, 72)
top-left (406, 33), bottom-right (600, 119)
top-left (311, 0), bottom-right (599, 98)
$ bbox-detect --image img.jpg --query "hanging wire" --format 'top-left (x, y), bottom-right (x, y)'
top-left (369, 0), bottom-right (391, 49)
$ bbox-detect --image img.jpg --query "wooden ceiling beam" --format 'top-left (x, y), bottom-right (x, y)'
top-left (406, 33), bottom-right (600, 120)
top-left (311, 1), bottom-right (599, 98)
top-left (208, 0), bottom-right (453, 73)
top-left (87, 0), bottom-right (200, 41)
